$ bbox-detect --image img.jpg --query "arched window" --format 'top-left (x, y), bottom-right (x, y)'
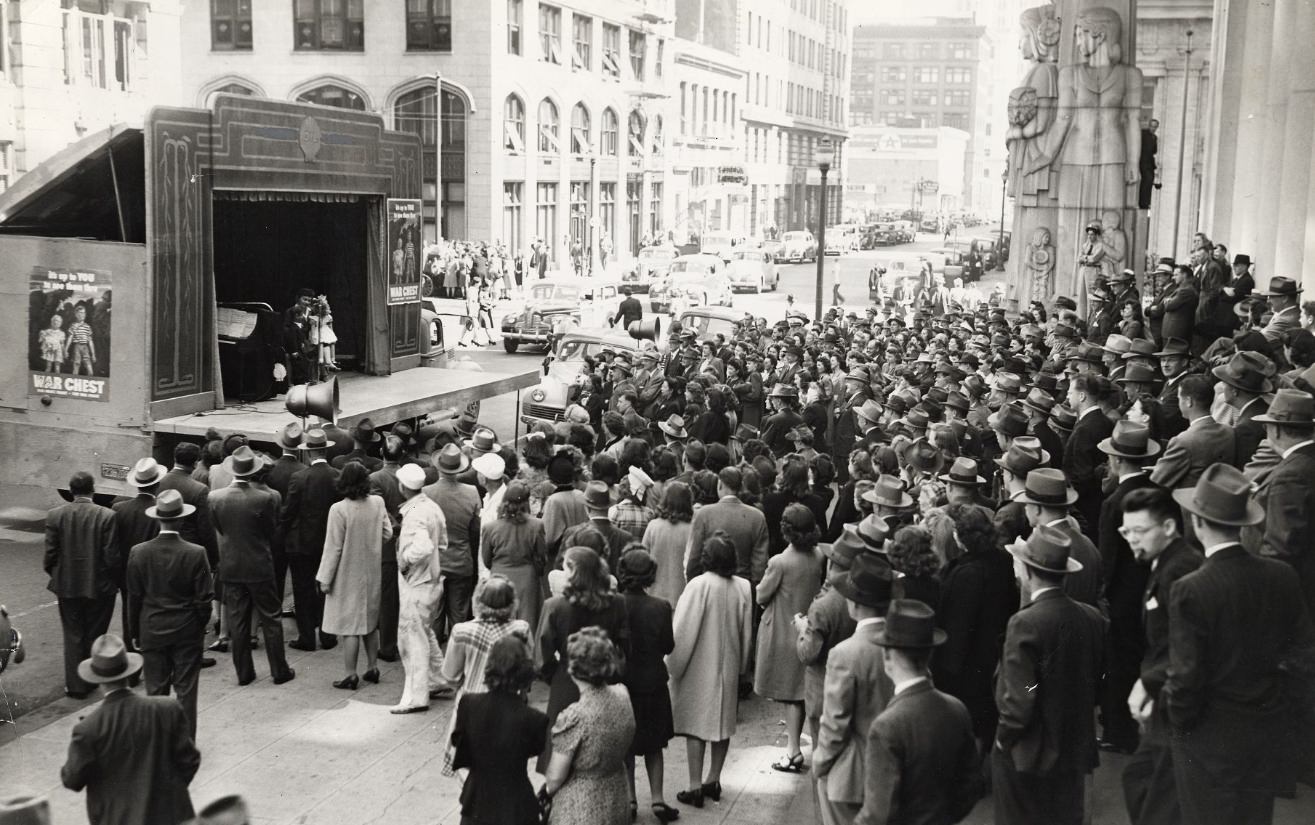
top-left (296, 84), bottom-right (366, 110)
top-left (203, 80), bottom-right (259, 108)
top-left (538, 98), bottom-right (560, 154)
top-left (570, 103), bottom-right (592, 156)
top-left (650, 115), bottom-right (664, 155)
top-left (601, 108), bottom-right (619, 157)
top-left (627, 110), bottom-right (646, 157)
top-left (504, 95), bottom-right (526, 153)
top-left (394, 85), bottom-right (468, 239)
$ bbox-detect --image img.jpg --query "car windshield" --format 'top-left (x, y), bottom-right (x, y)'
top-left (680, 313), bottom-right (738, 339)
top-left (731, 251), bottom-right (761, 261)
top-left (782, 232), bottom-right (809, 242)
top-left (555, 339), bottom-right (615, 361)
top-left (639, 248), bottom-right (674, 261)
top-left (669, 260), bottom-right (712, 274)
top-left (530, 284), bottom-right (582, 302)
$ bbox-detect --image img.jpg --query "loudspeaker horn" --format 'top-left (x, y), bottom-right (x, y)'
top-left (285, 377), bottom-right (339, 424)
top-left (627, 317), bottom-right (661, 342)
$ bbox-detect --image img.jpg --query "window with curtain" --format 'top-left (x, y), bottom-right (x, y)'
top-left (570, 103), bottom-right (592, 155)
top-left (627, 110), bottom-right (645, 157)
top-left (628, 29), bottom-right (645, 80)
top-left (406, 0), bottom-right (452, 52)
top-left (294, 0), bottom-right (364, 50)
top-left (211, 0), bottom-right (253, 50)
top-left (571, 14), bottom-right (591, 70)
top-left (507, 0), bottom-right (521, 54)
top-left (538, 98), bottom-right (560, 154)
top-left (601, 23), bottom-right (620, 78)
top-left (536, 183), bottom-right (558, 250)
top-left (504, 95), bottom-right (525, 152)
top-left (538, 4), bottom-right (561, 64)
top-left (296, 84), bottom-right (366, 109)
top-left (601, 108), bottom-right (618, 156)
top-left (599, 182), bottom-right (615, 242)
top-left (503, 183), bottom-right (524, 253)
top-left (649, 115), bottom-right (663, 155)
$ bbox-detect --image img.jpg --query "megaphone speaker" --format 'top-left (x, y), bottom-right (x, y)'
top-left (627, 317), bottom-right (661, 342)
top-left (285, 376), bottom-right (339, 423)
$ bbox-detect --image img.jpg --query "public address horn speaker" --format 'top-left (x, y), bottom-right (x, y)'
top-left (628, 317), bottom-right (661, 341)
top-left (286, 377), bottom-right (340, 424)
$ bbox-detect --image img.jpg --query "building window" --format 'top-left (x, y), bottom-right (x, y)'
top-left (0, 141), bottom-right (11, 192)
top-left (628, 30), bottom-right (646, 81)
top-left (945, 67), bottom-right (971, 84)
top-left (539, 4), bottom-right (562, 64)
top-left (406, 0), bottom-right (452, 52)
top-left (949, 42), bottom-right (972, 60)
top-left (572, 14), bottom-right (591, 70)
top-left (884, 42), bottom-right (904, 59)
top-left (65, 2), bottom-right (134, 90)
top-left (880, 66), bottom-right (906, 83)
top-left (914, 67), bottom-right (937, 84)
top-left (602, 23), bottom-right (621, 78)
top-left (655, 40), bottom-right (663, 78)
top-left (945, 90), bottom-right (970, 107)
top-left (882, 90), bottom-right (905, 106)
top-left (601, 108), bottom-right (619, 156)
top-left (917, 42), bottom-right (937, 60)
top-left (294, 0), bottom-right (365, 51)
top-left (650, 116), bottom-right (663, 155)
top-left (538, 98), bottom-right (560, 154)
top-left (570, 103), bottom-right (592, 155)
top-left (628, 110), bottom-right (645, 157)
top-left (943, 113), bottom-right (969, 130)
top-left (536, 183), bottom-right (558, 253)
top-left (648, 182), bottom-right (661, 237)
top-left (503, 183), bottom-right (524, 253)
top-left (211, 0), bottom-right (253, 50)
top-left (911, 90), bottom-right (937, 107)
top-left (569, 181), bottom-right (590, 245)
top-left (504, 95), bottom-right (525, 152)
top-left (507, 0), bottom-right (522, 54)
top-left (394, 86), bottom-right (467, 238)
top-left (297, 84), bottom-right (366, 110)
top-left (626, 180), bottom-right (641, 251)
top-left (599, 182), bottom-right (616, 243)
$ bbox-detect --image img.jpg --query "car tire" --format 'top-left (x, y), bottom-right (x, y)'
top-left (503, 340), bottom-right (519, 354)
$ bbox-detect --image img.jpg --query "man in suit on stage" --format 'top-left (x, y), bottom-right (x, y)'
top-left (1150, 375), bottom-right (1236, 489)
top-left (279, 428), bottom-right (342, 651)
top-left (1164, 463), bottom-right (1315, 825)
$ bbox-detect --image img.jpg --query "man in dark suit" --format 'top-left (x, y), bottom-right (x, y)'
top-left (61, 634), bottom-right (201, 825)
top-left (369, 435), bottom-right (406, 662)
top-left (1015, 469), bottom-right (1105, 610)
top-left (158, 442), bottom-right (219, 630)
top-left (1255, 389), bottom-right (1315, 610)
top-left (1021, 388), bottom-right (1065, 471)
top-left (1119, 487), bottom-right (1202, 825)
top-left (1095, 422), bottom-right (1160, 753)
top-left (1150, 375), bottom-right (1236, 489)
top-left (112, 459), bottom-right (162, 644)
top-left (559, 481), bottom-right (633, 571)
top-left (1153, 265), bottom-right (1199, 350)
top-left (611, 286), bottom-right (644, 330)
top-left (279, 429), bottom-right (342, 651)
top-left (265, 423), bottom-right (305, 605)
top-left (993, 525), bottom-right (1107, 825)
top-left (684, 467), bottom-right (769, 584)
top-left (211, 447), bottom-right (295, 686)
top-left (1164, 463), bottom-right (1315, 825)
top-left (1062, 374), bottom-right (1116, 542)
top-left (856, 599), bottom-right (980, 825)
top-left (1150, 338), bottom-right (1192, 440)
top-left (126, 489), bottom-right (213, 738)
top-left (330, 418), bottom-right (384, 471)
top-left (1213, 352), bottom-right (1273, 469)
top-left (45, 471), bottom-right (119, 698)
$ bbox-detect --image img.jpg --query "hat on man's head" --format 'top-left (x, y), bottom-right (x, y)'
top-left (994, 436), bottom-right (1050, 475)
top-left (1233, 254), bottom-right (1251, 267)
top-left (659, 415), bottom-right (688, 440)
top-left (1252, 388), bottom-right (1315, 428)
top-left (77, 633), bottom-right (143, 684)
top-left (1212, 351), bottom-right (1275, 395)
top-left (297, 428), bottom-right (337, 451)
top-left (1123, 339), bottom-right (1158, 360)
top-left (350, 418), bottom-right (382, 444)
top-left (128, 457), bottom-right (165, 488)
top-left (471, 451), bottom-right (506, 481)
top-left (854, 399), bottom-right (885, 426)
top-left (1153, 338), bottom-right (1191, 358)
top-left (432, 443), bottom-right (471, 475)
top-left (995, 372), bottom-right (1024, 395)
top-left (1262, 276), bottom-right (1303, 297)
top-left (1102, 334), bottom-right (1133, 356)
top-left (902, 437), bottom-right (944, 474)
top-left (1116, 363), bottom-right (1160, 386)
top-left (1020, 387), bottom-right (1056, 416)
top-left (939, 456), bottom-right (985, 487)
top-left (1098, 420), bottom-right (1162, 460)
top-left (1049, 404), bottom-right (1078, 433)
top-left (768, 383), bottom-right (800, 399)
top-left (1109, 268), bottom-right (1135, 283)
top-left (1011, 467), bottom-right (1079, 507)
top-left (277, 422), bottom-right (305, 451)
top-left (872, 599), bottom-right (947, 648)
top-left (145, 488), bottom-right (196, 520)
top-left (1171, 462), bottom-right (1264, 527)
top-left (583, 480), bottom-right (611, 511)
top-left (464, 427), bottom-right (501, 455)
top-left (863, 475), bottom-right (914, 510)
top-left (228, 445), bottom-right (263, 478)
top-left (823, 524), bottom-right (867, 569)
top-left (1007, 524), bottom-right (1083, 575)
top-left (833, 551), bottom-right (895, 609)
top-left (396, 463), bottom-right (427, 491)
top-left (988, 403), bottom-right (1030, 438)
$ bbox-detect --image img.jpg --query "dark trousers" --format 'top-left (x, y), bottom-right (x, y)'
top-left (287, 554), bottom-right (329, 644)
top-left (58, 593), bottom-right (117, 694)
top-left (223, 580), bottom-right (292, 684)
top-left (379, 554), bottom-right (399, 655)
top-left (273, 543), bottom-right (289, 605)
top-left (142, 629), bottom-right (205, 739)
top-left (991, 748), bottom-right (1085, 825)
top-left (434, 572), bottom-right (474, 643)
top-left (1123, 708), bottom-right (1181, 825)
top-left (1101, 614), bottom-right (1145, 750)
top-left (1172, 739), bottom-right (1275, 825)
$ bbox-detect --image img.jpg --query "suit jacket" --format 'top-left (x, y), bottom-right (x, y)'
top-left (995, 589), bottom-right (1107, 776)
top-left (1149, 415), bottom-right (1236, 489)
top-left (265, 455), bottom-right (302, 500)
top-left (370, 463), bottom-right (405, 557)
top-left (1033, 421), bottom-right (1065, 470)
top-left (45, 498), bottom-right (119, 600)
top-left (1154, 372), bottom-right (1189, 440)
top-left (760, 408), bottom-right (804, 458)
top-left (1062, 407), bottom-right (1114, 533)
top-left (1157, 280), bottom-right (1198, 342)
top-left (796, 584), bottom-right (859, 718)
top-left (1261, 441), bottom-right (1315, 610)
top-left (126, 532), bottom-right (213, 650)
top-left (1231, 396), bottom-right (1269, 469)
top-left (209, 482), bottom-right (280, 583)
top-left (157, 468), bottom-right (217, 562)
top-left (1099, 472), bottom-right (1157, 620)
top-left (331, 449), bottom-right (383, 472)
top-left (61, 690), bottom-right (201, 825)
top-left (112, 494), bottom-right (159, 589)
top-left (1049, 517), bottom-right (1105, 611)
top-left (560, 516), bottom-right (633, 571)
top-left (685, 496), bottom-right (770, 584)
top-left (1138, 538), bottom-right (1201, 698)
top-left (280, 460), bottom-right (341, 557)
top-left (451, 691), bottom-right (549, 825)
top-left (1261, 305), bottom-right (1301, 346)
top-left (1163, 545), bottom-right (1315, 792)
top-left (854, 681), bottom-right (981, 825)
top-left (813, 620), bottom-right (894, 804)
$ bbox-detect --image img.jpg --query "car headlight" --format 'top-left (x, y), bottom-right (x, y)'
top-left (531, 388), bottom-right (547, 403)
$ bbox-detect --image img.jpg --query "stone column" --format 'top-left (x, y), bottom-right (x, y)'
top-left (1201, 0), bottom-right (1243, 239)
top-left (1254, 0), bottom-right (1300, 267)
top-left (1273, 0), bottom-right (1315, 278)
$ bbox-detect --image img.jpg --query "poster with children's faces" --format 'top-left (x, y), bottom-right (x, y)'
top-left (29, 267), bottom-right (112, 402)
top-left (387, 198), bottom-right (422, 305)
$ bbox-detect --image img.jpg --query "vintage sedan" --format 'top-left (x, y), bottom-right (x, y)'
top-left (725, 248), bottom-right (780, 293)
top-left (776, 230), bottom-right (817, 263)
top-left (521, 329), bottom-right (652, 424)
top-left (649, 254), bottom-right (733, 313)
top-left (499, 278), bottom-right (623, 353)
top-left (625, 245), bottom-right (678, 292)
top-left (677, 307), bottom-right (744, 342)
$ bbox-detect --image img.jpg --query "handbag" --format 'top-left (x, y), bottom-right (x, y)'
top-left (536, 786), bottom-right (553, 825)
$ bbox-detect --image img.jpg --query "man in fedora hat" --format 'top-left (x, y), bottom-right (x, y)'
top-left (392, 463), bottom-right (447, 714)
top-left (112, 458), bottom-right (166, 644)
top-left (761, 383), bottom-right (804, 458)
top-left (1254, 389), bottom-right (1315, 609)
top-left (279, 428), bottom-right (341, 652)
top-left (368, 436), bottom-right (410, 662)
top-left (992, 437), bottom-right (1050, 545)
top-left (1019, 388), bottom-right (1064, 471)
top-left (561, 480), bottom-right (636, 571)
top-left (1212, 350), bottom-right (1273, 467)
top-left (795, 525), bottom-right (863, 747)
top-left (993, 525), bottom-right (1107, 825)
top-left (44, 471), bottom-right (119, 699)
top-left (262, 423), bottom-right (305, 609)
top-left (60, 634), bottom-right (201, 825)
top-left (814, 552), bottom-right (896, 824)
top-left (1150, 375), bottom-right (1237, 490)
top-left (857, 599), bottom-right (980, 825)
top-left (125, 489), bottom-right (214, 737)
top-left (1163, 463), bottom-right (1315, 825)
top-left (939, 456), bottom-right (993, 515)
top-left (1063, 373), bottom-right (1117, 541)
top-left (209, 446), bottom-right (296, 687)
top-left (1014, 469), bottom-right (1104, 609)
top-left (423, 444), bottom-right (480, 643)
top-left (331, 418), bottom-right (383, 472)
top-left (1260, 275), bottom-right (1303, 345)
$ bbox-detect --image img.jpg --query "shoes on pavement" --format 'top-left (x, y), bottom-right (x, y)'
top-left (200, 657), bottom-right (217, 669)
top-left (429, 686), bottom-right (455, 700)
top-left (207, 640), bottom-right (229, 653)
top-left (318, 632), bottom-right (338, 650)
top-left (362, 668), bottom-right (380, 684)
top-left (377, 648), bottom-right (399, 662)
top-left (675, 789), bottom-right (703, 809)
top-left (700, 782), bottom-right (722, 802)
top-left (288, 639), bottom-right (316, 652)
top-left (389, 705), bottom-right (429, 715)
top-left (272, 669), bottom-right (296, 685)
top-left (332, 675), bottom-right (359, 690)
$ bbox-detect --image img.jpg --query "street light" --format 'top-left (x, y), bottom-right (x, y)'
top-left (1169, 29), bottom-right (1193, 258)
top-left (813, 138), bottom-right (834, 321)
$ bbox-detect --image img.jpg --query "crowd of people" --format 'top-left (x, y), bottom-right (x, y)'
top-left (16, 228), bottom-right (1315, 825)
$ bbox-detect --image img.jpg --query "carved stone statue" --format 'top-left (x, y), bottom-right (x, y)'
top-left (1099, 208), bottom-right (1128, 280)
top-left (1006, 5), bottom-right (1061, 204)
top-left (1023, 226), bottom-right (1056, 306)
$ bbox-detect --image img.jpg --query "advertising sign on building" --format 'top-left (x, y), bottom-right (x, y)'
top-left (387, 198), bottom-right (423, 305)
top-left (29, 267), bottom-right (112, 402)
top-left (718, 165), bottom-right (748, 185)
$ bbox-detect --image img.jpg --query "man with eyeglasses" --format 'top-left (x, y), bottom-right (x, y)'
top-left (1119, 486), bottom-right (1201, 825)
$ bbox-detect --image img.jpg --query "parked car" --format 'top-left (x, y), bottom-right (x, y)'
top-left (499, 278), bottom-right (624, 353)
top-left (677, 307), bottom-right (743, 342)
top-left (759, 238), bottom-right (785, 261)
top-left (521, 329), bottom-right (658, 424)
top-left (777, 230), bottom-right (817, 263)
top-left (700, 233), bottom-right (746, 262)
top-left (725, 248), bottom-right (780, 293)
top-left (649, 254), bottom-right (733, 313)
top-left (626, 245), bottom-right (678, 292)
top-left (825, 225), bottom-right (860, 255)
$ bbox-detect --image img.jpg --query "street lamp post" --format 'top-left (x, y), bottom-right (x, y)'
top-left (813, 139), bottom-right (833, 321)
top-left (1169, 29), bottom-right (1193, 258)
top-left (998, 166), bottom-right (1008, 271)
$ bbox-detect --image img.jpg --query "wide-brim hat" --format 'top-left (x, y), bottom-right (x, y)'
top-left (228, 445), bottom-right (263, 477)
top-left (77, 633), bottom-right (144, 684)
top-left (1049, 404), bottom-right (1078, 432)
top-left (297, 428), bottom-right (338, 450)
top-left (854, 399), bottom-right (885, 425)
top-left (128, 457), bottom-right (166, 488)
top-left (768, 383), bottom-right (799, 399)
top-left (1102, 334), bottom-right (1133, 355)
top-left (938, 456), bottom-right (986, 486)
top-left (823, 524), bottom-right (867, 569)
top-left (583, 480), bottom-right (611, 511)
top-left (1123, 339), bottom-right (1158, 360)
top-left (902, 437), bottom-right (945, 474)
top-left (350, 418), bottom-right (382, 444)
top-left (1171, 462), bottom-right (1265, 526)
top-left (988, 403), bottom-right (1030, 438)
top-left (0, 794), bottom-right (51, 825)
top-left (871, 599), bottom-right (947, 648)
top-left (145, 488), bottom-right (197, 520)
top-left (1212, 351), bottom-right (1276, 395)
top-left (1020, 388), bottom-right (1055, 416)
top-left (1007, 525), bottom-right (1083, 574)
top-left (1109, 268), bottom-right (1135, 283)
top-left (1153, 338), bottom-right (1191, 358)
top-left (277, 422), bottom-right (306, 450)
top-left (659, 415), bottom-right (689, 439)
top-left (1116, 363), bottom-right (1160, 385)
top-left (1098, 420), bottom-right (1162, 459)
top-left (994, 437), bottom-right (1050, 475)
top-left (464, 427), bottom-right (501, 455)
top-left (1011, 467), bottom-right (1079, 507)
top-left (1262, 276), bottom-right (1303, 297)
top-left (833, 552), bottom-right (895, 608)
top-left (432, 443), bottom-right (472, 474)
top-left (1252, 388), bottom-right (1315, 428)
top-left (863, 476), bottom-right (913, 509)
top-left (471, 451), bottom-right (506, 480)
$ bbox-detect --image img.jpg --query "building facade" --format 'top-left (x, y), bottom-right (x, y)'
top-left (0, 0), bottom-right (183, 193)
top-left (737, 0), bottom-right (850, 237)
top-left (843, 125), bottom-right (969, 219)
top-left (179, 0), bottom-right (674, 263)
top-left (849, 18), bottom-right (990, 210)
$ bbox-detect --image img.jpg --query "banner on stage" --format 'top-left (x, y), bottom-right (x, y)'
top-left (29, 267), bottom-right (112, 402)
top-left (387, 198), bottom-right (423, 305)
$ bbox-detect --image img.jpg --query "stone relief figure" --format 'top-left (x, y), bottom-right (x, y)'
top-left (1028, 6), bottom-right (1143, 210)
top-left (1023, 226), bottom-right (1057, 306)
top-left (1006, 4), bottom-right (1062, 203)
top-left (1099, 209), bottom-right (1128, 280)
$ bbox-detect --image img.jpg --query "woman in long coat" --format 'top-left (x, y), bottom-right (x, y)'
top-left (668, 531), bottom-right (752, 809)
top-left (317, 461), bottom-right (392, 689)
top-left (753, 504), bottom-right (824, 773)
top-left (641, 482), bottom-right (693, 608)
top-left (480, 481), bottom-right (547, 628)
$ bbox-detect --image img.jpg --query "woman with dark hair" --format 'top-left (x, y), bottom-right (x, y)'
top-left (1118, 298), bottom-right (1146, 340)
top-left (645, 377), bottom-right (686, 425)
top-left (761, 455), bottom-right (828, 556)
top-left (451, 636), bottom-right (549, 825)
top-left (934, 503), bottom-right (1017, 746)
top-left (543, 627), bottom-right (636, 824)
top-left (690, 469), bottom-right (720, 508)
top-left (1282, 328), bottom-right (1315, 382)
top-left (826, 449), bottom-right (876, 542)
top-left (754, 504), bottom-right (825, 773)
top-left (810, 453), bottom-right (836, 513)
top-left (481, 481), bottom-right (547, 627)
top-left (317, 461), bottom-right (392, 689)
top-left (668, 532), bottom-right (753, 808)
top-left (518, 431), bottom-right (555, 517)
top-left (648, 447), bottom-right (679, 505)
top-left (642, 481), bottom-right (694, 607)
top-left (616, 549), bottom-right (679, 822)
top-left (538, 546), bottom-right (630, 772)
top-left (888, 526), bottom-right (942, 609)
top-left (693, 386), bottom-right (731, 445)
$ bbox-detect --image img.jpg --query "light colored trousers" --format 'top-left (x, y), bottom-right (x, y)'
top-left (396, 578), bottom-right (443, 709)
